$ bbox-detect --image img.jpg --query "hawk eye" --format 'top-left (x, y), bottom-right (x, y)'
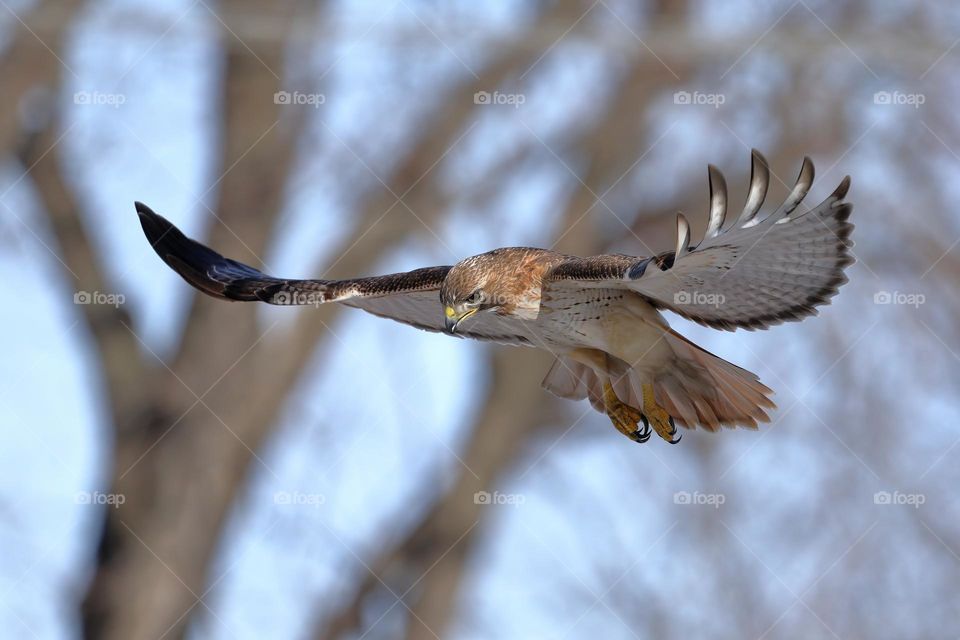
top-left (465, 289), bottom-right (483, 305)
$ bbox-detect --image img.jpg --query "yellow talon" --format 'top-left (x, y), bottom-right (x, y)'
top-left (642, 383), bottom-right (680, 444)
top-left (603, 382), bottom-right (649, 443)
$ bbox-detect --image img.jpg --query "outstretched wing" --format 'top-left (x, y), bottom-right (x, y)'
top-left (546, 151), bottom-right (854, 330)
top-left (135, 203), bottom-right (534, 344)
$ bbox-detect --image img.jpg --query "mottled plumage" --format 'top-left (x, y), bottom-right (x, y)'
top-left (136, 150), bottom-right (853, 443)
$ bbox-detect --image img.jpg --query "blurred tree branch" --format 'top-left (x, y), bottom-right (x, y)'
top-left (12, 1), bottom-right (331, 638)
top-left (0, 0), bottom-right (85, 153)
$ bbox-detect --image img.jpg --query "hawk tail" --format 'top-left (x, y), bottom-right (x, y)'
top-left (542, 331), bottom-right (776, 432)
top-left (652, 330), bottom-right (776, 431)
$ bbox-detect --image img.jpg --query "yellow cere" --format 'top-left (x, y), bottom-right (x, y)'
top-left (445, 306), bottom-right (456, 318)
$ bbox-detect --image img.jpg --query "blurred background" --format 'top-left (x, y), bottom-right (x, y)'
top-left (2, 0), bottom-right (958, 638)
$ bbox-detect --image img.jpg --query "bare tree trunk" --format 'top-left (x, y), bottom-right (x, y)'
top-left (69, 2), bottom-right (322, 636)
top-left (3, 2), bottom-right (324, 637)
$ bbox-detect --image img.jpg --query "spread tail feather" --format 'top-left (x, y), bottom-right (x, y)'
top-left (541, 331), bottom-right (775, 432)
top-left (654, 329), bottom-right (775, 431)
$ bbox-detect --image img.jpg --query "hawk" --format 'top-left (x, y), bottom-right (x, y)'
top-left (136, 150), bottom-right (853, 445)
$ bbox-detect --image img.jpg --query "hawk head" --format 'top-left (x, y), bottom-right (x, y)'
top-left (441, 249), bottom-right (541, 333)
top-left (439, 253), bottom-right (501, 333)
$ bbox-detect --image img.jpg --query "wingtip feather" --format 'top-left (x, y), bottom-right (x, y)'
top-left (832, 175), bottom-right (852, 201)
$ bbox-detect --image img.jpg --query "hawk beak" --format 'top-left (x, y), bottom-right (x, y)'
top-left (444, 315), bottom-right (459, 334)
top-left (444, 306), bottom-right (476, 334)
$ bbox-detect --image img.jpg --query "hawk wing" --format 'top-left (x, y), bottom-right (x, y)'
top-left (135, 203), bottom-right (535, 345)
top-left (545, 151), bottom-right (854, 330)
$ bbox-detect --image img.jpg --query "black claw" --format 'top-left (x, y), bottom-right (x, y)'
top-left (628, 414), bottom-right (652, 444)
top-left (638, 414), bottom-right (652, 441)
top-left (666, 417), bottom-right (681, 444)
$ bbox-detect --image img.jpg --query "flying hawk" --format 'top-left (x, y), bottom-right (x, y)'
top-left (136, 150), bottom-right (852, 444)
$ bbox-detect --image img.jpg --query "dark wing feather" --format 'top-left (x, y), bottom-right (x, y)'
top-left (135, 203), bottom-right (532, 344)
top-left (544, 153), bottom-right (854, 331)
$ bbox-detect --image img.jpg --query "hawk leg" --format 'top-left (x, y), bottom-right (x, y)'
top-left (602, 382), bottom-right (650, 443)
top-left (642, 383), bottom-right (681, 444)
